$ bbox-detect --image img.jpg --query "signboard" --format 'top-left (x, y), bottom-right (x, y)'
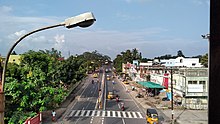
top-left (163, 73), bottom-right (169, 89)
top-left (187, 84), bottom-right (203, 92)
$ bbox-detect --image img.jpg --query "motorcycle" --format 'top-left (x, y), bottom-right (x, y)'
top-left (135, 93), bottom-right (144, 98)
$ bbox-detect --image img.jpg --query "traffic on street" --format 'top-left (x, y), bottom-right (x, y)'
top-left (58, 67), bottom-right (148, 124)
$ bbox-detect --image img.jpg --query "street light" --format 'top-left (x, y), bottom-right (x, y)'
top-left (0, 12), bottom-right (96, 124)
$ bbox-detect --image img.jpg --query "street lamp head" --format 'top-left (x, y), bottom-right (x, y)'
top-left (64, 12), bottom-right (96, 29)
top-left (201, 34), bottom-right (210, 39)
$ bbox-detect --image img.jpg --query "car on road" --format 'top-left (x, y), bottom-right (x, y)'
top-left (107, 91), bottom-right (114, 99)
top-left (92, 73), bottom-right (98, 78)
top-left (107, 75), bottom-right (111, 81)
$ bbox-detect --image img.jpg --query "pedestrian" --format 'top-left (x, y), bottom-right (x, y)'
top-left (51, 110), bottom-right (56, 122)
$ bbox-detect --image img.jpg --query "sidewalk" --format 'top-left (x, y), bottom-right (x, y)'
top-left (120, 79), bottom-right (208, 124)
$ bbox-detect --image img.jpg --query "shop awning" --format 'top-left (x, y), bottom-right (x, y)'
top-left (138, 81), bottom-right (165, 89)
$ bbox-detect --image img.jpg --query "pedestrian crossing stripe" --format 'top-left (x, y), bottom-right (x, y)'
top-left (67, 110), bottom-right (144, 119)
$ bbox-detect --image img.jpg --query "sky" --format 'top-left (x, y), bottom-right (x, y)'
top-left (0, 0), bottom-right (210, 59)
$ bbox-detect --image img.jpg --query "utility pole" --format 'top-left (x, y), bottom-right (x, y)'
top-left (166, 67), bottom-right (174, 122)
top-left (170, 68), bottom-right (174, 121)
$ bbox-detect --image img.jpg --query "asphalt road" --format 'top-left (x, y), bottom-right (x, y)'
top-left (58, 69), bottom-right (147, 124)
top-left (104, 71), bottom-right (146, 124)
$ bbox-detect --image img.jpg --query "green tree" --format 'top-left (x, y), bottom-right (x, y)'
top-left (5, 49), bottom-right (67, 123)
top-left (177, 50), bottom-right (185, 57)
top-left (113, 48), bottom-right (142, 73)
top-left (200, 53), bottom-right (208, 67)
top-left (4, 48), bottom-right (110, 123)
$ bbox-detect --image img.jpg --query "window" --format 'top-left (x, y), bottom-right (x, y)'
top-left (199, 81), bottom-right (205, 85)
top-left (188, 81), bottom-right (197, 84)
top-left (192, 63), bottom-right (196, 66)
top-left (193, 81), bottom-right (197, 84)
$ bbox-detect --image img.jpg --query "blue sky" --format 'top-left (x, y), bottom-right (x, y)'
top-left (0, 0), bottom-right (209, 59)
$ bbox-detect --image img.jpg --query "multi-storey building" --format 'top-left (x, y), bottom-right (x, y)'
top-left (160, 57), bottom-right (203, 68)
top-left (124, 57), bottom-right (208, 110)
top-left (173, 68), bottom-right (208, 109)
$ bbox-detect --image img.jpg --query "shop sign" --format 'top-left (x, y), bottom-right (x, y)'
top-left (188, 84), bottom-right (203, 92)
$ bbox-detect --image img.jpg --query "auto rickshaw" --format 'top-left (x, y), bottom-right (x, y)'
top-left (107, 91), bottom-right (114, 99)
top-left (146, 108), bottom-right (159, 124)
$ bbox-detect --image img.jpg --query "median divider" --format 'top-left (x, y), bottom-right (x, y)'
top-left (99, 72), bottom-right (105, 109)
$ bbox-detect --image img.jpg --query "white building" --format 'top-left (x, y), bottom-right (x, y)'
top-left (160, 57), bottom-right (202, 68)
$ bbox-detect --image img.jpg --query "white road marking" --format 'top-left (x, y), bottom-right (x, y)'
top-left (122, 118), bottom-right (126, 124)
top-left (85, 110), bottom-right (91, 116)
top-left (91, 110), bottom-right (96, 116)
top-left (80, 110), bottom-right (86, 116)
top-left (96, 111), bottom-right (101, 116)
top-left (112, 111), bottom-right (116, 117)
top-left (102, 111), bottom-right (105, 117)
top-left (68, 110), bottom-right (145, 119)
top-left (137, 112), bottom-right (143, 118)
top-left (102, 117), bottom-right (104, 124)
top-left (75, 110), bottom-right (80, 116)
top-left (90, 117), bottom-right (94, 123)
top-left (69, 110), bottom-right (75, 117)
top-left (117, 111), bottom-right (121, 118)
top-left (127, 112), bottom-right (132, 118)
top-left (132, 112), bottom-right (137, 118)
top-left (107, 111), bottom-right (111, 117)
top-left (122, 111), bottom-right (127, 118)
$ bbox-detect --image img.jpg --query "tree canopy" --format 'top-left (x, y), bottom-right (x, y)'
top-left (113, 48), bottom-right (142, 73)
top-left (4, 48), bottom-right (112, 123)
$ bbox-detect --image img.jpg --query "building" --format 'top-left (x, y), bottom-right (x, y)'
top-left (146, 67), bottom-right (208, 109)
top-left (124, 58), bottom-right (208, 110)
top-left (173, 68), bottom-right (208, 109)
top-left (160, 57), bottom-right (203, 68)
top-left (8, 55), bottom-right (21, 65)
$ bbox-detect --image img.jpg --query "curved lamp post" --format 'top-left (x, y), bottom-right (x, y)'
top-left (0, 12), bottom-right (96, 123)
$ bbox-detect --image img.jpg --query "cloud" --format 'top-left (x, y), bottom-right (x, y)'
top-left (7, 30), bottom-right (27, 40)
top-left (192, 0), bottom-right (210, 6)
top-left (31, 35), bottom-right (46, 42)
top-left (0, 5), bottom-right (208, 59)
top-left (15, 30), bottom-right (27, 37)
top-left (0, 5), bottom-right (65, 56)
top-left (0, 6), bottom-right (12, 14)
top-left (7, 26), bottom-right (203, 59)
top-left (54, 34), bottom-right (65, 44)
